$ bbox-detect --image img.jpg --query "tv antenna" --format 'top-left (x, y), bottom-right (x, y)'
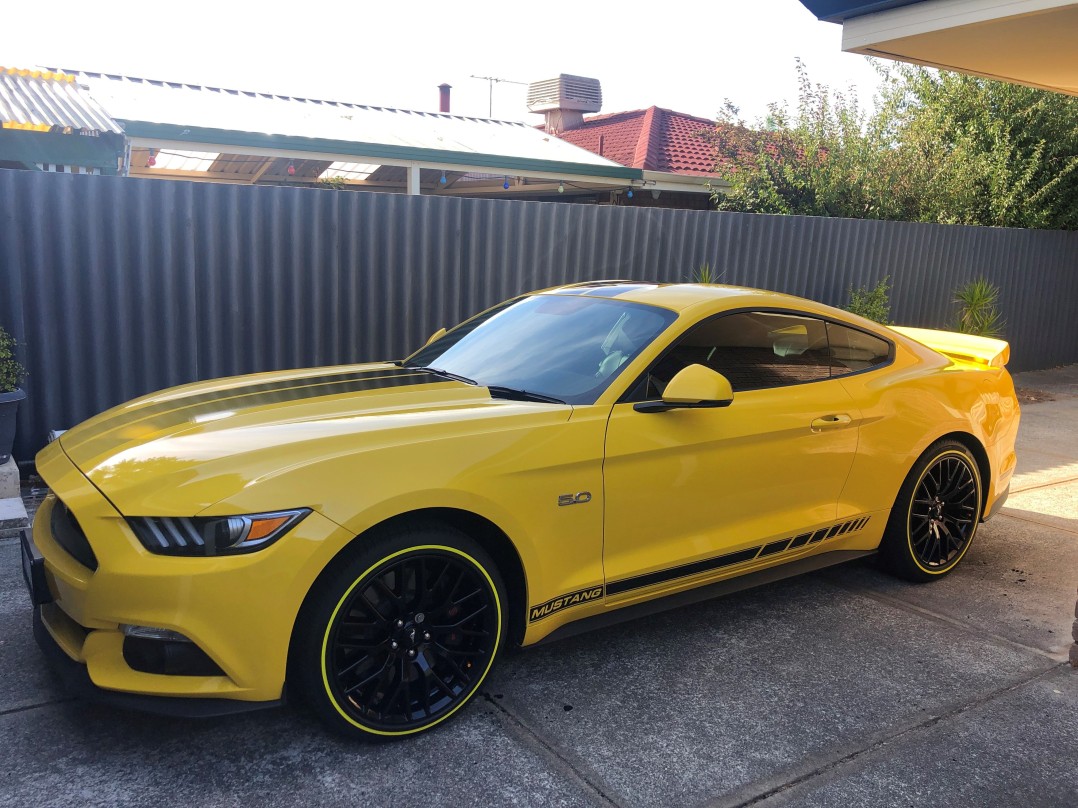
top-left (470, 75), bottom-right (528, 117)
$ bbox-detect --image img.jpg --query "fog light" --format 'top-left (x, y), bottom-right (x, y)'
top-left (121, 624), bottom-right (192, 643)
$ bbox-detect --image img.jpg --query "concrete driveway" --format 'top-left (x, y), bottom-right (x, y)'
top-left (2, 368), bottom-right (1075, 808)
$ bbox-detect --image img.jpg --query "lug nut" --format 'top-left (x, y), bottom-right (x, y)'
top-left (407, 649), bottom-right (416, 657)
top-left (423, 632), bottom-right (431, 640)
top-left (390, 641), bottom-right (398, 650)
top-left (396, 619), bottom-right (404, 628)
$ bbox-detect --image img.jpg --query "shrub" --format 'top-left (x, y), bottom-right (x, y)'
top-left (845, 276), bottom-right (891, 324)
top-left (955, 278), bottom-right (1005, 337)
top-left (0, 326), bottom-right (26, 393)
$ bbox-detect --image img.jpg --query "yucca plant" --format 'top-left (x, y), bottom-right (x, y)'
top-left (693, 262), bottom-right (723, 284)
top-left (954, 278), bottom-right (1005, 337)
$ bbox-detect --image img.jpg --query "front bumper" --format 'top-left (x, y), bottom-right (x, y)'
top-left (31, 603), bottom-right (282, 717)
top-left (30, 440), bottom-right (356, 706)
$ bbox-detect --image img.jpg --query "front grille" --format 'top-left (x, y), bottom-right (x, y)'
top-left (50, 499), bottom-right (99, 571)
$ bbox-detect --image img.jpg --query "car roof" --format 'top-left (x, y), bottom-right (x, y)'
top-left (541, 281), bottom-right (840, 317)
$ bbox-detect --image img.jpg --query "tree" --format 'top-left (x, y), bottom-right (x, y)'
top-left (711, 61), bottom-right (1078, 230)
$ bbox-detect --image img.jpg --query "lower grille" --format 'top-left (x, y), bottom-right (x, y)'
top-left (50, 499), bottom-right (99, 571)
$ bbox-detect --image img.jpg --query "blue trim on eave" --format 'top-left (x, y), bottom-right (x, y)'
top-left (120, 121), bottom-right (644, 180)
top-left (799, 0), bottom-right (928, 23)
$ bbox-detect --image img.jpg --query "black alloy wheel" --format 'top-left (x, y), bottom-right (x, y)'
top-left (908, 454), bottom-right (979, 570)
top-left (880, 440), bottom-right (983, 582)
top-left (295, 525), bottom-right (505, 738)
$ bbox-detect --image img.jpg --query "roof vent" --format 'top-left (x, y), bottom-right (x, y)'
top-left (527, 74), bottom-right (601, 133)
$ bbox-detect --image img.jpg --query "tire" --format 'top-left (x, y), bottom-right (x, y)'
top-left (879, 440), bottom-right (983, 582)
top-left (293, 523), bottom-right (505, 739)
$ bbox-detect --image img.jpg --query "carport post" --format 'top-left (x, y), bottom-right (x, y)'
top-left (407, 164), bottom-right (421, 195)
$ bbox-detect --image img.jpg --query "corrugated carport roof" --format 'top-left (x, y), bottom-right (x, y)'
top-left (0, 67), bottom-right (121, 134)
top-left (62, 70), bottom-right (642, 180)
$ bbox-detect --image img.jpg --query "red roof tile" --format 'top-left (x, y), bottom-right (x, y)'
top-left (544, 106), bottom-right (724, 176)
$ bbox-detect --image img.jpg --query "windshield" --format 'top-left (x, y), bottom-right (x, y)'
top-left (404, 294), bottom-right (677, 405)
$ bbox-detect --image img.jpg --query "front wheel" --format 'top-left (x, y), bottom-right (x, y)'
top-left (879, 441), bottom-right (983, 582)
top-left (294, 524), bottom-right (505, 739)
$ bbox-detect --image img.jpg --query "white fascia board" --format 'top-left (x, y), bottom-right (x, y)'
top-left (127, 136), bottom-right (633, 186)
top-left (641, 170), bottom-right (730, 194)
top-left (842, 0), bottom-right (1074, 50)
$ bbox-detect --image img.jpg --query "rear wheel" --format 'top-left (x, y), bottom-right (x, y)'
top-left (880, 440), bottom-right (983, 582)
top-left (295, 524), bottom-right (505, 739)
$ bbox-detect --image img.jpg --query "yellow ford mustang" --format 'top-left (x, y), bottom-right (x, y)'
top-left (21, 282), bottom-right (1019, 738)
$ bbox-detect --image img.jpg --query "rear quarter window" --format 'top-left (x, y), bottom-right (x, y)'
top-left (826, 323), bottom-right (891, 375)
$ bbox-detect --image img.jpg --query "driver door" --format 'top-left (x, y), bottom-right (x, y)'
top-left (602, 310), bottom-right (860, 599)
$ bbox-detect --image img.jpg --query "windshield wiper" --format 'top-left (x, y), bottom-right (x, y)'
top-left (486, 386), bottom-right (567, 405)
top-left (404, 367), bottom-right (565, 404)
top-left (404, 366), bottom-right (478, 385)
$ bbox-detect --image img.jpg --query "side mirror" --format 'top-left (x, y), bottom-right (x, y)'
top-left (634, 364), bottom-right (734, 413)
top-left (424, 327), bottom-right (447, 347)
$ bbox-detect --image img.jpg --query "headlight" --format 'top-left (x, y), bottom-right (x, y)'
top-left (127, 509), bottom-right (310, 556)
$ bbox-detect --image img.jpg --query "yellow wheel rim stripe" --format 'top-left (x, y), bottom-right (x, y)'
top-left (905, 450), bottom-right (981, 575)
top-left (319, 544), bottom-right (502, 736)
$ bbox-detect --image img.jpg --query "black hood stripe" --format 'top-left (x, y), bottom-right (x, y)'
top-left (168, 371), bottom-right (444, 424)
top-left (63, 367), bottom-right (441, 452)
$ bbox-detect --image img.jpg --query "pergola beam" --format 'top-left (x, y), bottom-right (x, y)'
top-left (247, 159), bottom-right (273, 184)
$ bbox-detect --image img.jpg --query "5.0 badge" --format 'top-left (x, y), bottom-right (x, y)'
top-left (557, 491), bottom-right (592, 507)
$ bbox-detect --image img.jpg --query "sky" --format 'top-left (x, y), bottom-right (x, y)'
top-left (2, 0), bottom-right (884, 125)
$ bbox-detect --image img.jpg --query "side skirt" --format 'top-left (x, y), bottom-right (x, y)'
top-left (532, 549), bottom-right (876, 647)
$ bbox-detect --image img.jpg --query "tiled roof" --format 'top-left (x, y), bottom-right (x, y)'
top-left (546, 106), bottom-right (723, 177)
top-left (0, 67), bottom-right (121, 134)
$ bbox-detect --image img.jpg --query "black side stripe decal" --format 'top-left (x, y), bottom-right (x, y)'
top-left (528, 585), bottom-right (605, 622)
top-left (759, 538), bottom-right (792, 557)
top-left (604, 516), bottom-right (873, 598)
top-left (606, 547), bottom-right (759, 596)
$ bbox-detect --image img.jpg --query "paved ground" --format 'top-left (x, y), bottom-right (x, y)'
top-left (1, 367), bottom-right (1075, 808)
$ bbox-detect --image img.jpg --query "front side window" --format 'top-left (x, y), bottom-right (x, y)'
top-left (405, 295), bottom-right (677, 405)
top-left (637, 311), bottom-right (832, 397)
top-left (629, 310), bottom-right (893, 400)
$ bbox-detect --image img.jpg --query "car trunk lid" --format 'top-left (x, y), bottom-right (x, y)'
top-left (890, 326), bottom-right (1010, 369)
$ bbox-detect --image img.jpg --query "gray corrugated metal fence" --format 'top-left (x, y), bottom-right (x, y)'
top-left (2, 169), bottom-right (1076, 461)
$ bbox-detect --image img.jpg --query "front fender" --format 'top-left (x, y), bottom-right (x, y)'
top-left (201, 407), bottom-right (611, 641)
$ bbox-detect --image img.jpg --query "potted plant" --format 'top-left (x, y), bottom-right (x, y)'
top-left (0, 325), bottom-right (26, 465)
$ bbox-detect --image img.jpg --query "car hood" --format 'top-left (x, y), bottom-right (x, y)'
top-left (58, 362), bottom-right (571, 515)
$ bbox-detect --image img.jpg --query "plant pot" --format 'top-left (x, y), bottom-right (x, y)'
top-left (0, 388), bottom-right (26, 465)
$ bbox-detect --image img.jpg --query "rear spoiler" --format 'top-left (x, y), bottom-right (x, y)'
top-left (890, 326), bottom-right (1010, 368)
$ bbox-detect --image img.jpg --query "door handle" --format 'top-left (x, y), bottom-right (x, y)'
top-left (810, 414), bottom-right (852, 432)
